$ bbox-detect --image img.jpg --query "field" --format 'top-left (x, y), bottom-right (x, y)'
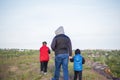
top-left (0, 49), bottom-right (119, 80)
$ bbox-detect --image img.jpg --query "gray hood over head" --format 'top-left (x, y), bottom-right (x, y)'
top-left (55, 26), bottom-right (65, 35)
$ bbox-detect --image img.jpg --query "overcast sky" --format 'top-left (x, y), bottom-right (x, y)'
top-left (0, 0), bottom-right (120, 50)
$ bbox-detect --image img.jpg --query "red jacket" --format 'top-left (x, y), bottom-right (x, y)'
top-left (39, 45), bottom-right (50, 61)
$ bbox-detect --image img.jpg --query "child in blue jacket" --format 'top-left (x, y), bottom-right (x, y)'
top-left (70, 49), bottom-right (85, 80)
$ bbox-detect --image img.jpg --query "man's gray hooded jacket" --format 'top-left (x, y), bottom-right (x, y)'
top-left (51, 26), bottom-right (72, 56)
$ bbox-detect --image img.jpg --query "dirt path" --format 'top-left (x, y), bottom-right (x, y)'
top-left (85, 58), bottom-right (113, 80)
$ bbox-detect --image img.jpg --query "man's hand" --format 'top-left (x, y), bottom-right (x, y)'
top-left (69, 56), bottom-right (72, 59)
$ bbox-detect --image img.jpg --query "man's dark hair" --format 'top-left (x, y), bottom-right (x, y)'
top-left (75, 49), bottom-right (81, 54)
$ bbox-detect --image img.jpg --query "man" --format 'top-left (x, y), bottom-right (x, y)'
top-left (51, 26), bottom-right (72, 80)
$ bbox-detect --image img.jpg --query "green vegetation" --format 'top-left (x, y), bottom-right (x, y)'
top-left (105, 50), bottom-right (120, 78)
top-left (0, 49), bottom-right (119, 80)
top-left (82, 49), bottom-right (120, 78)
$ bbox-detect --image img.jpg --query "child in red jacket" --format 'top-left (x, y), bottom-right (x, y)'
top-left (39, 41), bottom-right (50, 74)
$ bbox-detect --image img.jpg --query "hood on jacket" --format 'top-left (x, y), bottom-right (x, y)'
top-left (55, 26), bottom-right (65, 35)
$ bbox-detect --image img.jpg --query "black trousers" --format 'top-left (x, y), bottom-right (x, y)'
top-left (40, 61), bottom-right (48, 72)
top-left (74, 71), bottom-right (82, 80)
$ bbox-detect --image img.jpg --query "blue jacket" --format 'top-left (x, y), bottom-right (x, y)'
top-left (73, 54), bottom-right (83, 71)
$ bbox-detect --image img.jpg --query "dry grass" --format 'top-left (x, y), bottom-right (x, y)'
top-left (0, 51), bottom-right (108, 80)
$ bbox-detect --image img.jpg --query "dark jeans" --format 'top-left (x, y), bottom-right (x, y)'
top-left (40, 61), bottom-right (48, 72)
top-left (74, 71), bottom-right (82, 80)
top-left (52, 54), bottom-right (69, 80)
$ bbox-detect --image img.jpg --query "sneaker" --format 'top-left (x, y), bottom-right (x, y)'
top-left (41, 71), bottom-right (44, 74)
top-left (44, 72), bottom-right (47, 75)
